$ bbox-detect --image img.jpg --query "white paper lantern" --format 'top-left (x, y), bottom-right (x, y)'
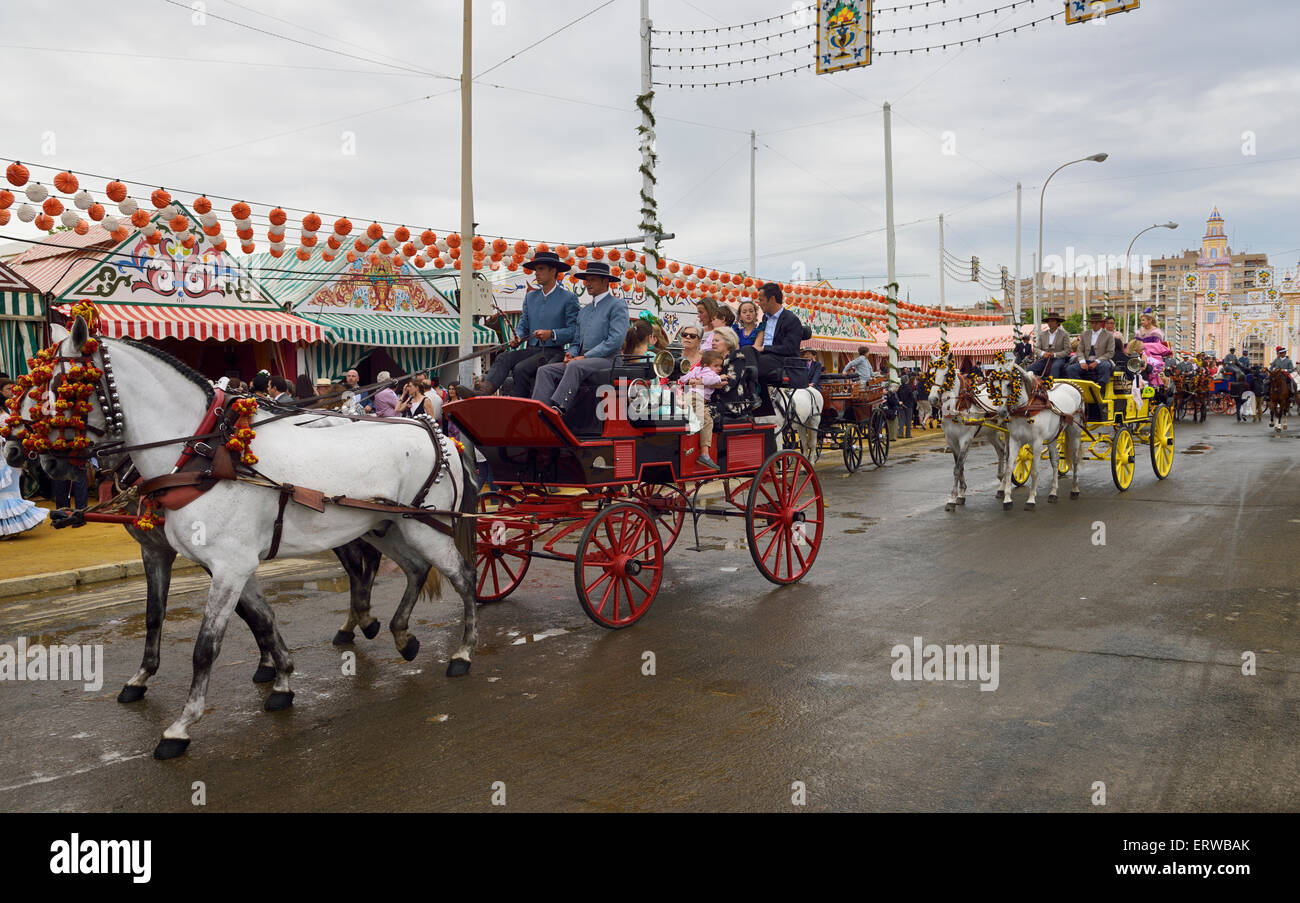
top-left (24, 182), bottom-right (48, 203)
top-left (271, 240), bottom-right (286, 252)
top-left (436, 239), bottom-right (448, 252)
top-left (102, 215), bottom-right (121, 233)
top-left (60, 209), bottom-right (80, 228)
top-left (73, 189), bottom-right (94, 210)
top-left (16, 203), bottom-right (36, 223)
top-left (268, 225), bottom-right (285, 239)
top-left (162, 204), bottom-right (179, 220)
top-left (235, 218), bottom-right (252, 230)
top-left (301, 230), bottom-right (317, 242)
top-left (142, 223), bottom-right (158, 237)
top-left (198, 211), bottom-right (219, 228)
top-left (118, 198), bottom-right (138, 215)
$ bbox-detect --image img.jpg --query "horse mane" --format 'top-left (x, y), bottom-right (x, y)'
top-left (118, 338), bottom-right (216, 408)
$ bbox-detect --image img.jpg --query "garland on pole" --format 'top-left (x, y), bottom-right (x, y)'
top-left (636, 90), bottom-right (663, 309)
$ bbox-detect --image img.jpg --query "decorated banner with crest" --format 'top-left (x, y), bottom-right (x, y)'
top-left (1064, 0), bottom-right (1139, 25)
top-left (1254, 267), bottom-right (1273, 288)
top-left (817, 0), bottom-right (872, 75)
top-left (1182, 272), bottom-right (1200, 292)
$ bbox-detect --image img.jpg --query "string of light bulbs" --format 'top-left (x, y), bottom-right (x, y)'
top-left (656, 0), bottom-right (973, 36)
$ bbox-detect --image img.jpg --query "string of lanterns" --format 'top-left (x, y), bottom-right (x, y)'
top-left (654, 0), bottom-right (961, 36)
top-left (1, 158), bottom-right (1000, 325)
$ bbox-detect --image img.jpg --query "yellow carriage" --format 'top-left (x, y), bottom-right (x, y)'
top-left (1009, 367), bottom-right (1174, 491)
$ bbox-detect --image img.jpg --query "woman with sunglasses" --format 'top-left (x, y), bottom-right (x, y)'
top-left (678, 326), bottom-right (704, 372)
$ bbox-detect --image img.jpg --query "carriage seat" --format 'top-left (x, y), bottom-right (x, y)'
top-left (718, 352), bottom-right (761, 423)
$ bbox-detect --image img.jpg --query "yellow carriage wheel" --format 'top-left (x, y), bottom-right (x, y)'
top-left (1149, 403), bottom-right (1174, 479)
top-left (1056, 433), bottom-right (1071, 475)
top-left (1011, 444), bottom-right (1032, 487)
top-left (1110, 426), bottom-right (1135, 491)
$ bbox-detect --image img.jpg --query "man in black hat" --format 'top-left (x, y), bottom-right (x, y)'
top-left (532, 260), bottom-right (629, 417)
top-left (1066, 311), bottom-right (1114, 385)
top-left (1027, 311), bottom-right (1069, 378)
top-left (478, 250), bottom-right (580, 398)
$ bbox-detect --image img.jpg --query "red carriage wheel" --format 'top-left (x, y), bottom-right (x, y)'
top-left (475, 491), bottom-right (533, 603)
top-left (623, 482), bottom-right (687, 553)
top-left (574, 502), bottom-right (664, 628)
top-left (745, 451), bottom-right (823, 584)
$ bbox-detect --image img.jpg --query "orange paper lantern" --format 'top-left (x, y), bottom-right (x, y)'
top-left (150, 189), bottom-right (171, 209)
top-left (105, 180), bottom-right (127, 202)
top-left (5, 162), bottom-right (29, 187)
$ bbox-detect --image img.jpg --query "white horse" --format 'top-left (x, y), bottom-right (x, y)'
top-left (772, 387), bottom-right (824, 461)
top-left (925, 356), bottom-right (1010, 511)
top-left (38, 318), bottom-right (479, 759)
top-left (992, 366), bottom-right (1083, 510)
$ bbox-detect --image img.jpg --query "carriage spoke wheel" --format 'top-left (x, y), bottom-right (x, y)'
top-left (574, 503), bottom-right (663, 629)
top-left (1011, 444), bottom-right (1032, 487)
top-left (842, 423), bottom-right (864, 473)
top-left (622, 482), bottom-right (687, 553)
top-left (1149, 404), bottom-right (1174, 479)
top-left (746, 451), bottom-right (823, 585)
top-left (475, 492), bottom-right (533, 603)
top-left (867, 409), bottom-right (889, 466)
top-left (1110, 426), bottom-right (1135, 491)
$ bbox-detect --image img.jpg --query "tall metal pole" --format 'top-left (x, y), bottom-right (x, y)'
top-left (639, 0), bottom-right (659, 311)
top-left (1014, 182), bottom-right (1022, 325)
top-left (749, 129), bottom-right (757, 276)
top-left (883, 102), bottom-right (899, 388)
top-left (938, 213), bottom-right (947, 343)
top-left (1037, 153), bottom-right (1108, 335)
top-left (458, 0), bottom-right (475, 386)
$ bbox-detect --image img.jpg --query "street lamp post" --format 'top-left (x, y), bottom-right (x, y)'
top-left (1124, 221), bottom-right (1178, 334)
top-left (1036, 153), bottom-right (1108, 334)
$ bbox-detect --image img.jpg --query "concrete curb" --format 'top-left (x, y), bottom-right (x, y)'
top-left (0, 557), bottom-right (206, 601)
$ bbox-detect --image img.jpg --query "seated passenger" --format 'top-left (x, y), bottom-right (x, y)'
top-left (1026, 312), bottom-right (1069, 378)
top-left (532, 261), bottom-right (628, 417)
top-left (677, 349), bottom-right (724, 470)
top-left (709, 327), bottom-right (754, 421)
top-left (479, 250), bottom-right (579, 398)
top-left (1065, 312), bottom-right (1115, 385)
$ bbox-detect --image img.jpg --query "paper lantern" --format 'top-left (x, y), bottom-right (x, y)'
top-left (402, 242), bottom-right (417, 257)
top-left (269, 247), bottom-right (284, 258)
top-left (296, 248), bottom-right (310, 261)
top-left (413, 255), bottom-right (426, 268)
top-left (321, 251), bottom-right (335, 262)
top-left (0, 209), bottom-right (9, 226)
top-left (268, 207), bottom-right (287, 226)
top-left (87, 203), bottom-right (105, 222)
top-left (575, 246), bottom-right (588, 259)
top-left (0, 190), bottom-right (11, 210)
top-left (346, 251), bottom-right (358, 263)
top-left (203, 223), bottom-right (221, 237)
top-left (6, 162), bottom-right (30, 187)
top-left (130, 209), bottom-right (151, 228)
top-left (103, 180), bottom-right (127, 203)
top-left (150, 189), bottom-right (171, 209)
top-left (42, 196), bottom-right (64, 217)
top-left (592, 247), bottom-right (605, 260)
top-left (33, 214), bottom-right (54, 231)
top-left (327, 236), bottom-right (341, 250)
top-left (377, 240), bottom-right (393, 255)
top-left (102, 215), bottom-right (120, 232)
top-left (237, 227), bottom-right (254, 240)
top-left (25, 182), bottom-right (48, 203)
top-left (446, 232), bottom-right (461, 248)
top-left (391, 254), bottom-right (405, 269)
top-left (300, 233), bottom-right (317, 247)
top-left (16, 203), bottom-right (35, 223)
top-left (71, 189), bottom-right (93, 211)
top-left (169, 214), bottom-right (189, 233)
top-left (213, 239), bottom-right (228, 253)
top-left (432, 257), bottom-right (445, 269)
top-left (393, 225), bottom-right (410, 243)
top-left (229, 201), bottom-right (250, 220)
top-left (61, 210), bottom-right (80, 229)
top-left (354, 238), bottom-right (368, 252)
top-left (367, 223), bottom-right (385, 241)
top-left (334, 217), bottom-right (353, 235)
top-left (118, 198), bottom-right (138, 216)
top-left (241, 242), bottom-right (256, 254)
top-left (421, 230), bottom-right (437, 246)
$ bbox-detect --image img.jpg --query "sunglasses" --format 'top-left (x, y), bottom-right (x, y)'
top-left (681, 332), bottom-right (700, 339)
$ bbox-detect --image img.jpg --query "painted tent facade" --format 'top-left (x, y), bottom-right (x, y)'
top-left (0, 262), bottom-right (43, 377)
top-left (8, 213), bottom-right (322, 382)
top-left (257, 253), bottom-right (498, 381)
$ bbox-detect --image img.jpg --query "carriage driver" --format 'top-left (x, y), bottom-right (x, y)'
top-left (1269, 346), bottom-right (1294, 372)
top-left (1065, 312), bottom-right (1115, 385)
top-left (1027, 311), bottom-right (1069, 379)
top-left (755, 282), bottom-right (809, 389)
top-left (532, 260), bottom-right (629, 417)
top-left (477, 250), bottom-right (580, 398)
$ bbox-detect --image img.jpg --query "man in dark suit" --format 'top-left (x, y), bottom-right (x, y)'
top-left (800, 348), bottom-right (824, 388)
top-left (755, 282), bottom-right (808, 390)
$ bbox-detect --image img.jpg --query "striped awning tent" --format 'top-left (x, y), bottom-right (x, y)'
top-left (54, 303), bottom-right (324, 343)
top-left (303, 312), bottom-right (497, 347)
top-left (0, 290), bottom-right (45, 377)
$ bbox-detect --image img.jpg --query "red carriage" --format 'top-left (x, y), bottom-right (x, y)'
top-left (444, 353), bottom-right (824, 628)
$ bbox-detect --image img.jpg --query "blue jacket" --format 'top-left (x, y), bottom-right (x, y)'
top-left (517, 284), bottom-right (580, 349)
top-left (570, 292), bottom-right (629, 359)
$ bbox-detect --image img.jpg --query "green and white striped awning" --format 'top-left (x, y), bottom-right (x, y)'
top-left (0, 291), bottom-right (44, 319)
top-left (303, 312), bottom-right (497, 348)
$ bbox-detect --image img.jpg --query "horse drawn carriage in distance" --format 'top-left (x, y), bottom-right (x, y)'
top-left (791, 374), bottom-right (891, 472)
top-left (444, 351), bottom-right (824, 628)
top-left (1010, 359), bottom-right (1174, 492)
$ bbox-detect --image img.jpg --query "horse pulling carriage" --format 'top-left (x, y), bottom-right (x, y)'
top-left (780, 375), bottom-right (890, 472)
top-left (1009, 360), bottom-right (1174, 492)
top-left (447, 352), bottom-right (825, 628)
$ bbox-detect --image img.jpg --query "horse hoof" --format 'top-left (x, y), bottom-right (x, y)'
top-left (1070, 491), bottom-right (1080, 500)
top-left (446, 658), bottom-right (472, 678)
top-left (400, 636), bottom-right (420, 662)
top-left (1048, 494), bottom-right (1058, 504)
top-left (361, 620), bottom-right (382, 640)
top-left (331, 630), bottom-right (355, 646)
top-left (957, 497), bottom-right (966, 506)
top-left (945, 502), bottom-right (956, 512)
top-left (117, 685), bottom-right (147, 704)
top-left (252, 665), bottom-right (277, 684)
top-left (1024, 502), bottom-right (1036, 511)
top-left (1002, 500), bottom-right (1013, 511)
top-left (264, 691), bottom-right (295, 712)
top-left (153, 738), bottom-right (190, 760)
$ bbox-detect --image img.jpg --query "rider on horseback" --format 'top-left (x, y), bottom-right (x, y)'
top-left (1269, 346), bottom-right (1294, 372)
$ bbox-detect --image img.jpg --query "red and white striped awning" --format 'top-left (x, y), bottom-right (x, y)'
top-left (57, 303), bottom-right (324, 343)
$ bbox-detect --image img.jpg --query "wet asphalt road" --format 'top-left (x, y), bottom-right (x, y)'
top-left (1, 417), bottom-right (1296, 812)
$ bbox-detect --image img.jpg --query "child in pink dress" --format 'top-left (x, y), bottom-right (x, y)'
top-left (677, 350), bottom-right (724, 470)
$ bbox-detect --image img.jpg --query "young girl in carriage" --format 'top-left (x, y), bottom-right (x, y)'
top-left (1132, 313), bottom-right (1172, 386)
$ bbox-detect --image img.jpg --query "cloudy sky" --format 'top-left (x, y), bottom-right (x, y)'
top-left (2, 0), bottom-right (1296, 309)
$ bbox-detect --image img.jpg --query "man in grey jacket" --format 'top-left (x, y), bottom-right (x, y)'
top-left (1065, 312), bottom-right (1115, 384)
top-left (532, 261), bottom-right (629, 416)
top-left (1027, 311), bottom-right (1069, 378)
